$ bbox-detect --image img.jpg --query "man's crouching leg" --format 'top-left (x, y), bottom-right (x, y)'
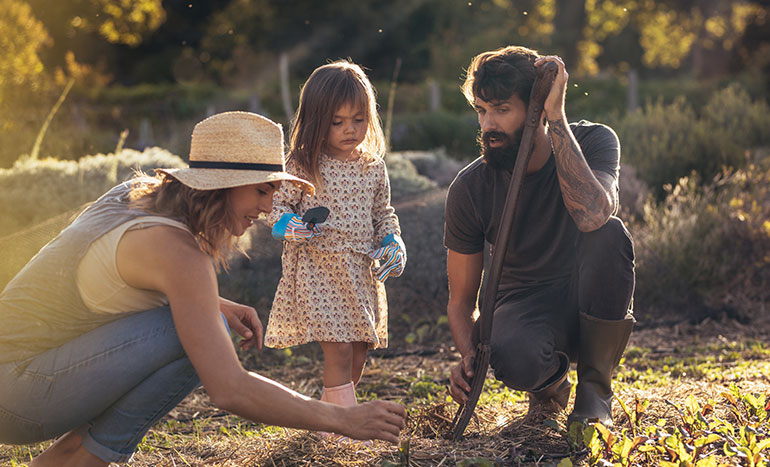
top-left (489, 301), bottom-right (573, 417)
top-left (567, 313), bottom-right (633, 427)
top-left (568, 217), bottom-right (636, 427)
top-left (527, 351), bottom-right (570, 415)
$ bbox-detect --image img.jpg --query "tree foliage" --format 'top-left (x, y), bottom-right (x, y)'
top-left (515, 0), bottom-right (769, 75)
top-left (3, 0), bottom-right (769, 89)
top-left (79, 0), bottom-right (166, 46)
top-left (0, 0), bottom-right (50, 97)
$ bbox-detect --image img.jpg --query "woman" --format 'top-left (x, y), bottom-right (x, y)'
top-left (0, 111), bottom-right (405, 466)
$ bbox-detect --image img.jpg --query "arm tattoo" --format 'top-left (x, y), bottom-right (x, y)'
top-left (548, 119), bottom-right (613, 230)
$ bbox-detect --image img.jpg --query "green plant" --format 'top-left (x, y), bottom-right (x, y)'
top-left (616, 83), bottom-right (770, 197)
top-left (385, 152), bottom-right (437, 202)
top-left (632, 160), bottom-right (770, 319)
top-left (559, 385), bottom-right (770, 467)
top-left (390, 111), bottom-right (480, 159)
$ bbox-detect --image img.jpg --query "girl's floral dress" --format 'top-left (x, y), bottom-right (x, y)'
top-left (265, 153), bottom-right (400, 349)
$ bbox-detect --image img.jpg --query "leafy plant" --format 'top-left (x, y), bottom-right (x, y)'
top-left (616, 83), bottom-right (770, 197)
top-left (632, 160), bottom-right (770, 320)
top-left (560, 385), bottom-right (770, 466)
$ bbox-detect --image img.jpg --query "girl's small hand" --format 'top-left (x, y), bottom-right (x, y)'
top-left (271, 213), bottom-right (322, 242)
top-left (219, 297), bottom-right (264, 351)
top-left (368, 234), bottom-right (406, 282)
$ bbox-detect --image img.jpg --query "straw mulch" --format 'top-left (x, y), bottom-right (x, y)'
top-left (2, 310), bottom-right (767, 466)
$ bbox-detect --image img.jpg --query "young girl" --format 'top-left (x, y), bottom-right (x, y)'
top-left (266, 61), bottom-right (406, 440)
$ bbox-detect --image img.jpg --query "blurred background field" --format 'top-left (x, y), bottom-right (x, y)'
top-left (2, 1), bottom-right (770, 465)
top-left (2, 0), bottom-right (769, 329)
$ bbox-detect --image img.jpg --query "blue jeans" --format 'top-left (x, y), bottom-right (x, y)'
top-left (0, 307), bottom-right (202, 463)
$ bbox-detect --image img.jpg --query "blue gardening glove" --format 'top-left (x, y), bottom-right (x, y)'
top-left (272, 213), bottom-right (322, 242)
top-left (368, 233), bottom-right (406, 282)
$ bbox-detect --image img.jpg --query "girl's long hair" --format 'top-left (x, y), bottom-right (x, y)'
top-left (289, 60), bottom-right (386, 187)
top-left (128, 173), bottom-right (241, 271)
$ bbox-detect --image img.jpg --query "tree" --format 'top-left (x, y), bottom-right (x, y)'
top-left (512, 0), bottom-right (768, 78)
top-left (0, 0), bottom-right (50, 102)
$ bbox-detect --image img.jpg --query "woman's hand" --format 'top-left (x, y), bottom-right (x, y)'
top-left (337, 400), bottom-right (406, 444)
top-left (219, 297), bottom-right (263, 351)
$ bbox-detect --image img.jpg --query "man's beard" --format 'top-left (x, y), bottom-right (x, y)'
top-left (478, 125), bottom-right (524, 171)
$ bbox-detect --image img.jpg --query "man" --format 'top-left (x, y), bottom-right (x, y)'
top-left (445, 45), bottom-right (635, 426)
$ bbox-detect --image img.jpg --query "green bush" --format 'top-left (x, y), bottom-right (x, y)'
top-left (701, 84), bottom-right (770, 165)
top-left (632, 162), bottom-right (770, 321)
top-left (615, 97), bottom-right (704, 197)
top-left (615, 83), bottom-right (770, 196)
top-left (385, 152), bottom-right (438, 202)
top-left (390, 111), bottom-right (479, 159)
top-left (0, 147), bottom-right (186, 236)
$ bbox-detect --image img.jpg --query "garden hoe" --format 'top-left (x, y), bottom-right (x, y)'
top-left (447, 61), bottom-right (558, 441)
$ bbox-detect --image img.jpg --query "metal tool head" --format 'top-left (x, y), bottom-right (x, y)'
top-left (447, 343), bottom-right (491, 441)
top-left (301, 206), bottom-right (330, 228)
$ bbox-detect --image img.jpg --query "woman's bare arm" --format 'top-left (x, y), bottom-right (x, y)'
top-left (116, 226), bottom-right (405, 441)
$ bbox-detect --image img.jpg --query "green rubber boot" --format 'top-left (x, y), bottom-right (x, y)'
top-left (567, 312), bottom-right (634, 427)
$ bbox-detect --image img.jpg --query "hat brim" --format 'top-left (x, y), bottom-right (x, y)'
top-left (156, 167), bottom-right (314, 194)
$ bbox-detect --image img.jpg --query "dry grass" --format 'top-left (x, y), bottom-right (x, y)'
top-left (3, 309), bottom-right (769, 466)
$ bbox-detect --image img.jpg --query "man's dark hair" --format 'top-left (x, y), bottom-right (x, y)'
top-left (462, 45), bottom-right (540, 106)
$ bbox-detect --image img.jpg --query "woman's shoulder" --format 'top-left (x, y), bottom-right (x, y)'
top-left (116, 222), bottom-right (212, 293)
top-left (122, 223), bottom-right (205, 263)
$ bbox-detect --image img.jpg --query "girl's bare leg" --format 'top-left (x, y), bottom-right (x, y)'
top-left (30, 431), bottom-right (107, 467)
top-left (351, 342), bottom-right (368, 387)
top-left (319, 342), bottom-right (354, 387)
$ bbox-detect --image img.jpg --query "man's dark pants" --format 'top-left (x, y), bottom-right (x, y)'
top-left (488, 216), bottom-right (635, 391)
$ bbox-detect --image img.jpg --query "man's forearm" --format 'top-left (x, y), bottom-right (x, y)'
top-left (548, 117), bottom-right (613, 231)
top-left (447, 302), bottom-right (476, 358)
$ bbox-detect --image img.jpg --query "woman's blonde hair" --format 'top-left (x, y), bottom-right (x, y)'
top-left (289, 60), bottom-right (385, 187)
top-left (128, 173), bottom-right (242, 271)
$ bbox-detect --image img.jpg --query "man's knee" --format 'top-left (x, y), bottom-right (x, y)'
top-left (580, 217), bottom-right (634, 263)
top-left (577, 217), bottom-right (635, 320)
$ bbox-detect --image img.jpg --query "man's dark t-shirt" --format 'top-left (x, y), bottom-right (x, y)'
top-left (444, 120), bottom-right (620, 294)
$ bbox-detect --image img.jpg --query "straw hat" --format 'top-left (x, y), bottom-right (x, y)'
top-left (157, 111), bottom-right (314, 194)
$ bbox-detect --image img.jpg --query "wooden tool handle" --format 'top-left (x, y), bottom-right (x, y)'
top-left (448, 61), bottom-right (559, 441)
top-left (477, 61), bottom-right (558, 343)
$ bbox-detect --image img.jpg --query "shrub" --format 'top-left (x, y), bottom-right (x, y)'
top-left (385, 152), bottom-right (438, 202)
top-left (390, 111), bottom-right (480, 160)
top-left (617, 162), bottom-right (650, 220)
top-left (394, 148), bottom-right (469, 187)
top-left (701, 83), bottom-right (770, 166)
top-left (0, 147), bottom-right (186, 236)
top-left (632, 161), bottom-right (770, 322)
top-left (615, 83), bottom-right (770, 197)
top-left (615, 97), bottom-right (706, 197)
